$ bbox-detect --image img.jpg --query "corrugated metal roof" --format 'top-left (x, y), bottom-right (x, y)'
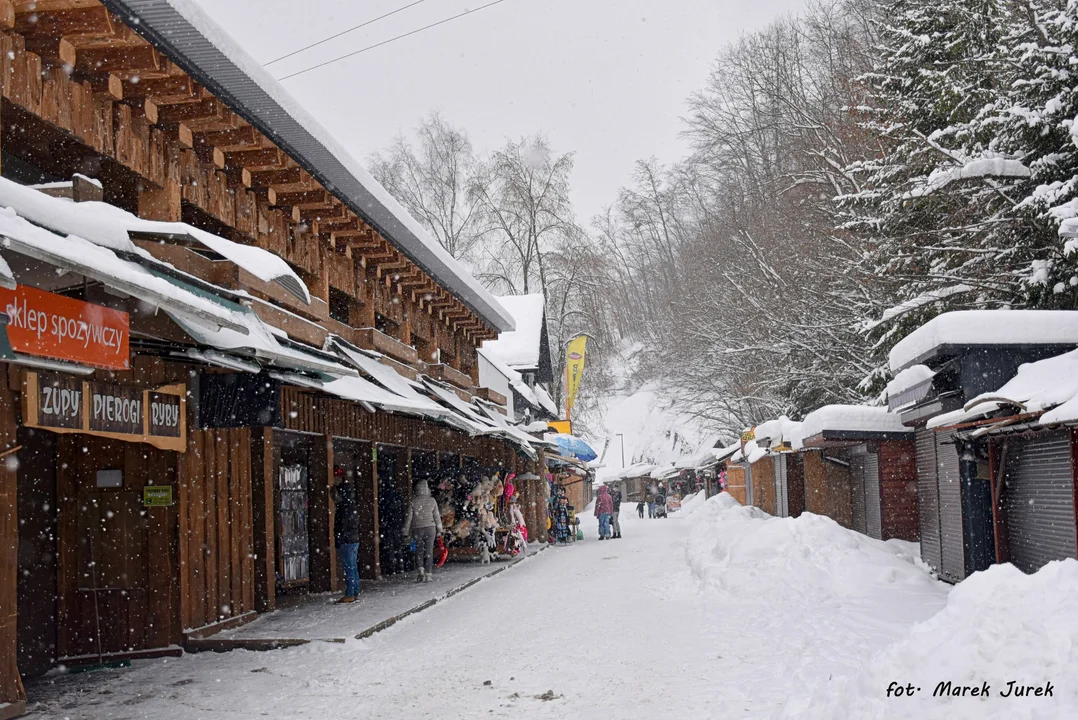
top-left (101, 0), bottom-right (514, 333)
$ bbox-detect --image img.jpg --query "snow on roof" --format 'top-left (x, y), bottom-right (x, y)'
top-left (533, 384), bottom-right (559, 418)
top-left (167, 306), bottom-right (355, 378)
top-left (674, 433), bottom-right (724, 469)
top-left (477, 346), bottom-right (539, 410)
top-left (107, 0), bottom-right (512, 332)
top-left (801, 405), bottom-right (908, 440)
top-left (618, 463), bottom-right (657, 479)
top-left (754, 417), bottom-right (804, 449)
top-left (0, 176), bottom-right (310, 303)
top-left (730, 439), bottom-right (768, 465)
top-left (889, 310), bottom-right (1078, 371)
top-left (481, 294), bottom-right (546, 369)
top-left (928, 348), bottom-right (1078, 429)
top-left (0, 208), bottom-right (248, 334)
top-left (0, 252), bottom-right (13, 289)
top-left (885, 364), bottom-right (936, 399)
top-left (650, 465), bottom-right (681, 480)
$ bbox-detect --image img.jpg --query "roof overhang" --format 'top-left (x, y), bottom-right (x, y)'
top-left (103, 0), bottom-right (514, 333)
top-left (800, 429), bottom-right (914, 448)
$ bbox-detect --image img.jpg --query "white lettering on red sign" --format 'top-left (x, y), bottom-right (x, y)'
top-left (4, 294), bottom-right (126, 355)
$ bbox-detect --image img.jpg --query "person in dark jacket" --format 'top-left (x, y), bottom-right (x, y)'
top-left (610, 487), bottom-right (624, 539)
top-left (333, 468), bottom-right (361, 603)
top-left (636, 499), bottom-right (645, 518)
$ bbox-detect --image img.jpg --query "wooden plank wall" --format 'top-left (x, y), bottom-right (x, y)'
top-left (179, 428), bottom-right (254, 633)
top-left (751, 456), bottom-right (777, 515)
top-left (725, 464), bottom-right (748, 505)
top-left (249, 428), bottom-right (277, 612)
top-left (0, 371), bottom-right (26, 709)
top-left (878, 440), bottom-right (919, 541)
top-left (787, 453), bottom-right (806, 518)
top-left (803, 451), bottom-right (853, 528)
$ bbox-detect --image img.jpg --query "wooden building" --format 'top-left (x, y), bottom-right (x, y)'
top-left (0, 0), bottom-right (542, 713)
top-left (888, 311), bottom-right (1078, 583)
top-left (799, 405), bottom-right (917, 541)
top-left (894, 318), bottom-right (1078, 580)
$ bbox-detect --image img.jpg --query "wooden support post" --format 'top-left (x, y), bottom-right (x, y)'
top-left (306, 435), bottom-right (334, 593)
top-left (0, 376), bottom-right (26, 713)
top-left (251, 428), bottom-right (277, 613)
top-left (359, 443), bottom-right (380, 581)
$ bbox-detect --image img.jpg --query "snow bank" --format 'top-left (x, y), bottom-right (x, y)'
top-left (686, 494), bottom-right (942, 611)
top-left (678, 490), bottom-right (707, 516)
top-left (788, 560), bottom-right (1078, 720)
top-left (889, 310), bottom-right (1078, 371)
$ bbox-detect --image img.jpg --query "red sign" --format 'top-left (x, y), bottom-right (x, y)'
top-left (0, 285), bottom-right (130, 370)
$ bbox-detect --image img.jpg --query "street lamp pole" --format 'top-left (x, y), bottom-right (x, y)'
top-left (616, 433), bottom-right (625, 467)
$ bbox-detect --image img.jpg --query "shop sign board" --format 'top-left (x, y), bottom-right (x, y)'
top-left (0, 284), bottom-right (130, 370)
top-left (24, 372), bottom-right (187, 451)
top-left (143, 486), bottom-right (174, 507)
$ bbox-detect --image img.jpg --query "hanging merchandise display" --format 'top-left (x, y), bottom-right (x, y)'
top-left (428, 466), bottom-right (528, 562)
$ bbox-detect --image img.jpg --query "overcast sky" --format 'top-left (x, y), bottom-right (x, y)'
top-left (192, 0), bottom-right (807, 222)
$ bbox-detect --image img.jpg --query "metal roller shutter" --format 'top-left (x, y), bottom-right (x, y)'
top-left (774, 454), bottom-right (789, 517)
top-left (1004, 432), bottom-right (1078, 574)
top-left (935, 430), bottom-right (965, 583)
top-left (916, 428), bottom-right (942, 572)
top-left (865, 452), bottom-right (883, 540)
top-left (850, 455), bottom-right (867, 535)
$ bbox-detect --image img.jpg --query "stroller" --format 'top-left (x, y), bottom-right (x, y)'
top-left (653, 493), bottom-right (668, 519)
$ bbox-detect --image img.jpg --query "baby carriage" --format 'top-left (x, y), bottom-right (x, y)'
top-left (654, 494), bottom-right (668, 519)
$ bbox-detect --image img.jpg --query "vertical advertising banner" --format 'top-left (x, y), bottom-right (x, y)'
top-left (564, 335), bottom-right (588, 421)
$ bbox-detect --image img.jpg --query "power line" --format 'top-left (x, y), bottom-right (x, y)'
top-left (277, 0), bottom-right (511, 82)
top-left (264, 0), bottom-right (433, 66)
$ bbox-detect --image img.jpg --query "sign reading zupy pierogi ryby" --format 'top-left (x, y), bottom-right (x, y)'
top-left (0, 285), bottom-right (130, 370)
top-left (25, 372), bottom-right (186, 452)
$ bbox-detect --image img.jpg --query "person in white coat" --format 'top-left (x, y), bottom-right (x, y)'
top-left (403, 481), bottom-right (443, 582)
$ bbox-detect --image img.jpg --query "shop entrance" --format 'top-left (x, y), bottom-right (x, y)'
top-left (377, 445), bottom-right (410, 576)
top-left (332, 439), bottom-right (377, 581)
top-left (275, 434), bottom-right (315, 593)
top-left (54, 435), bottom-right (175, 660)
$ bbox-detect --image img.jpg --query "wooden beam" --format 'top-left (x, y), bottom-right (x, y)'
top-left (122, 74), bottom-right (195, 100)
top-left (268, 186), bottom-right (326, 207)
top-left (62, 39), bottom-right (163, 73)
top-left (303, 204), bottom-right (347, 225)
top-left (217, 147), bottom-right (285, 173)
top-left (244, 166), bottom-right (302, 189)
top-left (13, 4), bottom-right (115, 37)
top-left (151, 97), bottom-right (226, 125)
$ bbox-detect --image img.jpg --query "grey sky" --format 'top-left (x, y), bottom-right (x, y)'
top-left (192, 0), bottom-right (807, 222)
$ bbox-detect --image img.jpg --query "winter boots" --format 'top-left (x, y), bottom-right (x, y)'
top-left (416, 568), bottom-right (426, 583)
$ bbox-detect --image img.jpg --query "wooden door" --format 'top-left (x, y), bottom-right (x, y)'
top-left (57, 436), bottom-right (164, 659)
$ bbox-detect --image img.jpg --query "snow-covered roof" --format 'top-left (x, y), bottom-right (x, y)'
top-left (886, 364), bottom-right (936, 399)
top-left (0, 176), bottom-right (309, 304)
top-left (481, 294), bottom-right (546, 369)
top-left (105, 0), bottom-right (513, 332)
top-left (674, 433), bottom-right (723, 469)
top-left (0, 207), bottom-right (251, 336)
top-left (928, 348), bottom-right (1078, 429)
top-left (533, 384), bottom-right (559, 418)
top-left (889, 310), bottom-right (1078, 371)
top-left (617, 463), bottom-right (657, 479)
top-left (801, 405), bottom-right (909, 441)
top-left (650, 465), bottom-right (681, 480)
top-left (754, 417), bottom-right (804, 450)
top-left (477, 347), bottom-right (540, 411)
top-left (730, 439), bottom-right (768, 465)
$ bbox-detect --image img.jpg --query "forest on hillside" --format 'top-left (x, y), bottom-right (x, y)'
top-left (371, 0), bottom-right (1078, 439)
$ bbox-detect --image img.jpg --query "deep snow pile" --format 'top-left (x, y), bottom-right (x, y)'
top-left (685, 493), bottom-right (1077, 719)
top-left (786, 560), bottom-right (1078, 720)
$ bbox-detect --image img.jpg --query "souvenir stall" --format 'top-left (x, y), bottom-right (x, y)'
top-left (429, 466), bottom-right (529, 562)
top-left (544, 455), bottom-right (590, 543)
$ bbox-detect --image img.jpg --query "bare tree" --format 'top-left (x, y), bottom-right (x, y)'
top-left (369, 112), bottom-right (484, 263)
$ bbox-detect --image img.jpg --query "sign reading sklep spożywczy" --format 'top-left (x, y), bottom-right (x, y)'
top-left (24, 372), bottom-right (186, 451)
top-left (0, 284), bottom-right (130, 370)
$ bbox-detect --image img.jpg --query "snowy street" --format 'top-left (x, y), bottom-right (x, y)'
top-left (25, 494), bottom-right (1076, 720)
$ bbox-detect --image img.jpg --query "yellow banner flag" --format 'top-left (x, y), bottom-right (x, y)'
top-left (564, 335), bottom-right (588, 420)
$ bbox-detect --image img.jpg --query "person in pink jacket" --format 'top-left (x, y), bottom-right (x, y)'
top-left (594, 485), bottom-right (614, 540)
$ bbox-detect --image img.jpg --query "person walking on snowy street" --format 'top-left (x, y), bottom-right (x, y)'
top-left (332, 468), bottom-right (361, 603)
top-left (636, 499), bottom-right (645, 518)
top-left (403, 480), bottom-right (443, 582)
top-left (647, 494), bottom-right (655, 519)
top-left (611, 487), bottom-right (624, 539)
top-left (594, 485), bottom-right (614, 539)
